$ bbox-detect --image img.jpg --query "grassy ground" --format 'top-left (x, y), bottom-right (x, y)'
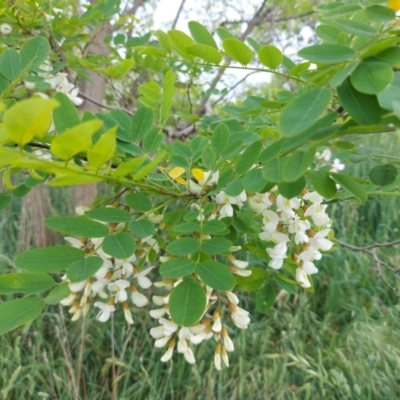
top-left (1, 134), bottom-right (400, 399)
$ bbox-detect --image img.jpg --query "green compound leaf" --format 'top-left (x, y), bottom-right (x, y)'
top-left (166, 238), bottom-right (200, 255)
top-left (236, 268), bottom-right (269, 292)
top-left (15, 246), bottom-right (85, 273)
top-left (5, 98), bottom-right (59, 145)
top-left (369, 164), bottom-right (398, 186)
top-left (332, 172), bottom-right (368, 202)
top-left (258, 45), bottom-right (283, 69)
top-left (350, 61), bottom-right (393, 95)
top-left (87, 127), bottom-right (117, 169)
top-left (45, 216), bottom-right (109, 238)
top-left (130, 106), bottom-right (153, 141)
top-left (0, 297), bottom-right (45, 335)
top-left (278, 176), bottom-right (306, 199)
top-left (225, 179), bottom-right (244, 197)
top-left (211, 123), bottom-right (230, 156)
top-left (337, 79), bottom-right (382, 125)
top-left (280, 89), bottom-right (332, 136)
top-left (197, 261), bottom-right (236, 291)
top-left (125, 192), bottom-right (152, 212)
top-left (67, 256), bottom-right (104, 283)
top-left (129, 219), bottom-right (156, 237)
top-left (202, 220), bottom-right (227, 235)
top-left (235, 140), bottom-right (262, 175)
top-left (310, 171), bottom-right (337, 199)
top-left (51, 120), bottom-right (103, 160)
top-left (333, 19), bottom-right (376, 37)
top-left (102, 232), bottom-right (136, 259)
top-left (168, 29), bottom-right (195, 59)
top-left (20, 36), bottom-right (50, 70)
top-left (283, 148), bottom-right (316, 182)
top-left (365, 5), bottom-right (396, 22)
top-left (53, 92), bottom-right (80, 133)
top-left (255, 284), bottom-right (276, 313)
top-left (244, 168), bottom-right (267, 193)
top-left (85, 207), bottom-right (132, 223)
top-left (0, 273), bottom-right (55, 295)
top-left (201, 238), bottom-right (232, 255)
top-left (0, 49), bottom-right (22, 80)
top-left (160, 257), bottom-right (197, 278)
top-left (298, 44), bottom-right (356, 64)
top-left (45, 282), bottom-right (70, 305)
top-left (186, 44), bottom-right (222, 64)
top-left (169, 278), bottom-right (207, 326)
top-left (222, 38), bottom-right (253, 65)
top-left (188, 21), bottom-right (218, 49)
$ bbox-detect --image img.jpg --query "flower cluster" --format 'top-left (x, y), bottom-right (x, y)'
top-left (150, 283), bottom-right (249, 369)
top-left (250, 189), bottom-right (333, 288)
top-left (60, 206), bottom-right (162, 324)
top-left (25, 62), bottom-right (83, 106)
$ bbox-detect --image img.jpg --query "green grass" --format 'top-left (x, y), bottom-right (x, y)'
top-left (1, 134), bottom-right (400, 399)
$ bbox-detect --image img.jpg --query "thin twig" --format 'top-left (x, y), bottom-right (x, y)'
top-left (336, 239), bottom-right (400, 297)
top-left (79, 92), bottom-right (133, 116)
top-left (171, 0), bottom-right (186, 29)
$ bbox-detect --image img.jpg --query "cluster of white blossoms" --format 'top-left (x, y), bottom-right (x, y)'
top-left (150, 281), bottom-right (249, 369)
top-left (60, 206), bottom-right (162, 324)
top-left (249, 189), bottom-right (333, 289)
top-left (25, 62), bottom-right (83, 106)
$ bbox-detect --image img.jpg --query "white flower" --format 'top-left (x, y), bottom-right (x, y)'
top-left (108, 279), bottom-right (130, 303)
top-left (91, 277), bottom-right (110, 293)
top-left (304, 202), bottom-right (330, 227)
top-left (0, 23), bottom-right (12, 35)
top-left (230, 258), bottom-right (249, 269)
top-left (69, 280), bottom-right (87, 293)
top-left (316, 149), bottom-right (331, 161)
top-left (94, 302), bottom-right (115, 322)
top-left (124, 307), bottom-right (134, 324)
top-left (131, 290), bottom-right (148, 307)
top-left (330, 158), bottom-right (345, 172)
top-left (114, 254), bottom-right (136, 278)
top-left (261, 210), bottom-right (281, 233)
top-left (310, 229), bottom-right (333, 251)
top-left (215, 190), bottom-right (247, 218)
top-left (225, 291), bottom-right (239, 305)
top-left (149, 307), bottom-right (167, 319)
top-left (183, 347), bottom-right (196, 364)
top-left (230, 306), bottom-right (251, 329)
top-left (60, 293), bottom-right (76, 306)
top-left (152, 295), bottom-right (165, 306)
top-left (289, 216), bottom-right (311, 245)
top-left (303, 191), bottom-right (323, 204)
top-left (212, 315), bottom-right (222, 332)
top-left (150, 325), bottom-right (165, 339)
top-left (155, 335), bottom-right (172, 348)
top-left (296, 268), bottom-right (311, 288)
top-left (276, 195), bottom-right (300, 220)
top-left (160, 346), bottom-right (174, 362)
top-left (214, 349), bottom-right (222, 370)
top-left (134, 266), bottom-right (154, 289)
top-left (266, 243), bottom-right (287, 270)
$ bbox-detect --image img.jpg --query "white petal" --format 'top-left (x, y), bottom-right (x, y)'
top-left (160, 347), bottom-right (174, 362)
top-left (131, 291), bottom-right (149, 307)
top-left (184, 347), bottom-right (196, 364)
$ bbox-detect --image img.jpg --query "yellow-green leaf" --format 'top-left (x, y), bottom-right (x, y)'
top-left (186, 44), bottom-right (222, 64)
top-left (51, 120), bottom-right (103, 160)
top-left (222, 38), bottom-right (253, 65)
top-left (87, 127), bottom-right (117, 168)
top-left (4, 98), bottom-right (59, 145)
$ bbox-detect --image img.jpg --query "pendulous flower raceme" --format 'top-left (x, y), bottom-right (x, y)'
top-left (58, 168), bottom-right (334, 369)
